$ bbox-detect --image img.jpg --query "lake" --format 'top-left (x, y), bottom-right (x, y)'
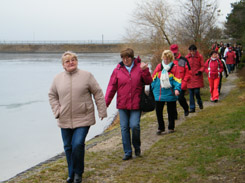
top-left (0, 52), bottom-right (119, 181)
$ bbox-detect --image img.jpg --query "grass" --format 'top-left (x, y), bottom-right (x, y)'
top-left (111, 84), bottom-right (245, 182)
top-left (7, 69), bottom-right (245, 183)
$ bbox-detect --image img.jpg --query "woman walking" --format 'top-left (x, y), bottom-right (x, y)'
top-left (185, 45), bottom-right (205, 113)
top-left (151, 50), bottom-right (181, 135)
top-left (49, 51), bottom-right (107, 183)
top-left (205, 51), bottom-right (224, 102)
top-left (105, 48), bottom-right (152, 160)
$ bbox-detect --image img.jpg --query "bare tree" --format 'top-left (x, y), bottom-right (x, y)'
top-left (176, 0), bottom-right (220, 44)
top-left (125, 0), bottom-right (172, 46)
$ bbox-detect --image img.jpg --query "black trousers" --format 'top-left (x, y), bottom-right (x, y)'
top-left (218, 74), bottom-right (223, 94)
top-left (155, 101), bottom-right (176, 131)
top-left (178, 90), bottom-right (189, 112)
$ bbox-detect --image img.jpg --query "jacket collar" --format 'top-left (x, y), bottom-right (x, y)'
top-left (65, 68), bottom-right (79, 74)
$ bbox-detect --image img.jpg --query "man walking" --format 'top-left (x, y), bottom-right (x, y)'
top-left (170, 44), bottom-right (191, 117)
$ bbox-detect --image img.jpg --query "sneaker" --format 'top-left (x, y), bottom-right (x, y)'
top-left (189, 108), bottom-right (195, 113)
top-left (156, 129), bottom-right (165, 135)
top-left (168, 129), bottom-right (175, 133)
top-left (122, 155), bottom-right (132, 161)
top-left (214, 100), bottom-right (218, 103)
top-left (199, 103), bottom-right (203, 109)
top-left (135, 149), bottom-right (141, 157)
top-left (184, 110), bottom-right (189, 116)
top-left (74, 174), bottom-right (82, 183)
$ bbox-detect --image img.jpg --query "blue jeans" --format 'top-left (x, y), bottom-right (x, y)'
top-left (119, 109), bottom-right (141, 156)
top-left (61, 126), bottom-right (90, 178)
top-left (227, 64), bottom-right (233, 73)
top-left (189, 88), bottom-right (203, 110)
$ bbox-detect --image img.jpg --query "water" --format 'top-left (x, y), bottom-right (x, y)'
top-left (0, 52), bottom-right (119, 181)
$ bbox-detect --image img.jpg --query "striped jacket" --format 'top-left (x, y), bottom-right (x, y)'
top-left (151, 63), bottom-right (181, 102)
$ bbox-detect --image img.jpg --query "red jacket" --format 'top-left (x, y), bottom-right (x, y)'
top-left (185, 51), bottom-right (205, 89)
top-left (204, 58), bottom-right (224, 79)
top-left (105, 57), bottom-right (152, 110)
top-left (225, 51), bottom-right (236, 64)
top-left (173, 53), bottom-right (190, 90)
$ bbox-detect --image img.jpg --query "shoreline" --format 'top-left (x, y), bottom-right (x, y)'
top-left (4, 113), bottom-right (120, 183)
top-left (0, 44), bottom-right (123, 54)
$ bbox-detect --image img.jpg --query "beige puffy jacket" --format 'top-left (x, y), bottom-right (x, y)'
top-left (49, 69), bottom-right (107, 129)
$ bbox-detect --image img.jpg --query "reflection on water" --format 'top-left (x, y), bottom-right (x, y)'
top-left (0, 53), bottom-right (119, 181)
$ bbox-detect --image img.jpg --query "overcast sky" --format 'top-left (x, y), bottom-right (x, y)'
top-left (0, 0), bottom-right (239, 41)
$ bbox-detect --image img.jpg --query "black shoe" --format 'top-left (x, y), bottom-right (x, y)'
top-left (168, 129), bottom-right (175, 133)
top-left (214, 100), bottom-right (218, 103)
top-left (199, 103), bottom-right (203, 109)
top-left (184, 110), bottom-right (189, 116)
top-left (74, 174), bottom-right (82, 183)
top-left (189, 109), bottom-right (195, 113)
top-left (122, 155), bottom-right (132, 160)
top-left (67, 177), bottom-right (73, 183)
top-left (135, 149), bottom-right (141, 157)
top-left (156, 129), bottom-right (165, 135)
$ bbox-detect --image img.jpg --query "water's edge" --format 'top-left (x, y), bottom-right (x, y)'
top-left (5, 112), bottom-right (119, 182)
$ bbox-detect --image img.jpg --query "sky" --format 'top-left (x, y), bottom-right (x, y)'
top-left (0, 0), bottom-right (240, 41)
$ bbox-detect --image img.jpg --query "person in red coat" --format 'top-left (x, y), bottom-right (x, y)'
top-left (185, 45), bottom-right (205, 113)
top-left (205, 51), bottom-right (224, 102)
top-left (225, 46), bottom-right (236, 73)
top-left (170, 44), bottom-right (191, 117)
top-left (105, 48), bottom-right (152, 160)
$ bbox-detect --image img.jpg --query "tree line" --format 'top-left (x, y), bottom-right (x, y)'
top-left (123, 0), bottom-right (245, 67)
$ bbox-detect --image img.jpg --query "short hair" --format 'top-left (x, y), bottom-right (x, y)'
top-left (61, 51), bottom-right (78, 64)
top-left (120, 48), bottom-right (134, 58)
top-left (161, 50), bottom-right (174, 62)
top-left (189, 44), bottom-right (197, 51)
top-left (210, 50), bottom-right (218, 56)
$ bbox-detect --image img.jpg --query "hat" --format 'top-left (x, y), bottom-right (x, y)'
top-left (229, 46), bottom-right (232, 49)
top-left (170, 44), bottom-right (179, 53)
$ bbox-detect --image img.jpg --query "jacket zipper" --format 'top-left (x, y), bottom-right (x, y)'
top-left (70, 73), bottom-right (73, 128)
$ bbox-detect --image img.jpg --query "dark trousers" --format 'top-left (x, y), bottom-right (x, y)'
top-left (177, 90), bottom-right (189, 112)
top-left (189, 88), bottom-right (203, 109)
top-left (155, 101), bottom-right (176, 131)
top-left (61, 126), bottom-right (90, 178)
top-left (218, 74), bottom-right (223, 94)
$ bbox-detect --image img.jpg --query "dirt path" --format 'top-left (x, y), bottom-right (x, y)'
top-left (85, 73), bottom-right (238, 182)
top-left (89, 73), bottom-right (238, 154)
top-left (7, 73), bottom-right (238, 183)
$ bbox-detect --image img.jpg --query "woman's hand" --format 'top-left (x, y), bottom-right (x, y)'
top-left (140, 62), bottom-right (148, 70)
top-left (175, 90), bottom-right (180, 96)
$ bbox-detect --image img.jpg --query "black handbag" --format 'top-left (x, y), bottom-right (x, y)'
top-left (140, 85), bottom-right (155, 112)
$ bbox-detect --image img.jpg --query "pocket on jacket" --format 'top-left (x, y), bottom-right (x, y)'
top-left (77, 103), bottom-right (87, 114)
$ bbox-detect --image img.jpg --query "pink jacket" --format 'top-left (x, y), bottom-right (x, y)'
top-left (185, 51), bottom-right (205, 89)
top-left (105, 57), bottom-right (152, 110)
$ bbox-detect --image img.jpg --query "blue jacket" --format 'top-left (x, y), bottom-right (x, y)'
top-left (151, 63), bottom-right (181, 102)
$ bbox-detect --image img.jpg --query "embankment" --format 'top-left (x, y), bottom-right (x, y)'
top-left (0, 44), bottom-right (124, 53)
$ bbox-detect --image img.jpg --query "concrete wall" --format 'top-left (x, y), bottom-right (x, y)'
top-left (0, 44), bottom-right (124, 53)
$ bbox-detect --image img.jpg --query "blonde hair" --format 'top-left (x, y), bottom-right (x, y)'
top-left (161, 50), bottom-right (174, 63)
top-left (61, 51), bottom-right (78, 64)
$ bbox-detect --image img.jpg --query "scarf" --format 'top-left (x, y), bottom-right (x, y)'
top-left (160, 61), bottom-right (172, 88)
